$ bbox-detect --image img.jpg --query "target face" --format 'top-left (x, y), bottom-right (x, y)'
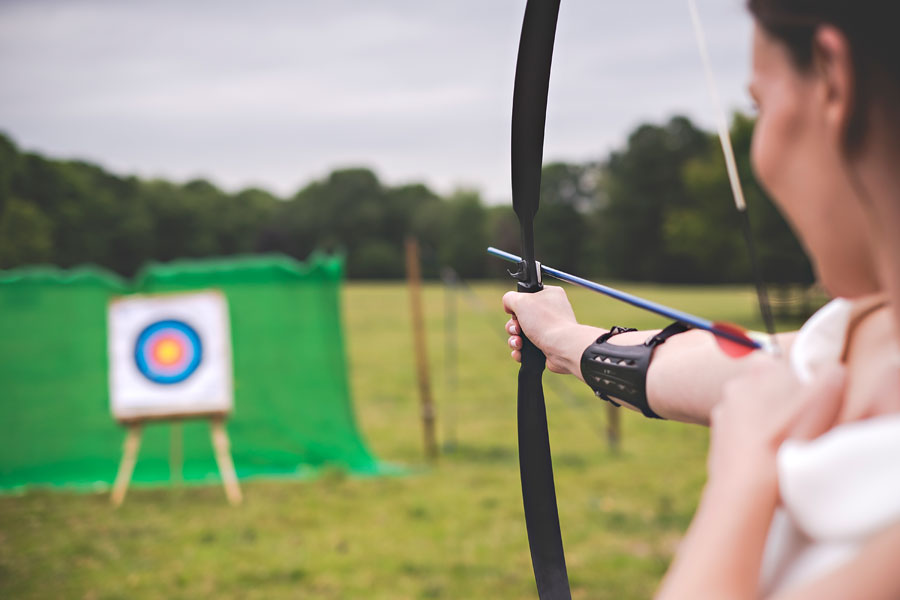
top-left (108, 291), bottom-right (232, 420)
top-left (134, 320), bottom-right (203, 384)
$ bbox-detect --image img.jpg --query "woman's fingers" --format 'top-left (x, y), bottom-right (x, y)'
top-left (502, 291), bottom-right (519, 315)
top-left (786, 364), bottom-right (846, 441)
top-left (506, 318), bottom-right (519, 335)
top-left (505, 318), bottom-right (521, 364)
top-left (501, 286), bottom-right (578, 366)
top-left (714, 361), bottom-right (847, 458)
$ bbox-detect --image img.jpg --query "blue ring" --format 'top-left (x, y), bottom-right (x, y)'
top-left (134, 319), bottom-right (203, 385)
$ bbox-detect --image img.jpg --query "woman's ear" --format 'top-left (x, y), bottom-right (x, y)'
top-left (813, 25), bottom-right (856, 145)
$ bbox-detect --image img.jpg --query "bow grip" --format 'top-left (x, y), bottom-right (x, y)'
top-left (516, 303), bottom-right (570, 599)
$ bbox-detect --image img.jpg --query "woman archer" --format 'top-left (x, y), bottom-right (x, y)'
top-left (503, 1), bottom-right (900, 597)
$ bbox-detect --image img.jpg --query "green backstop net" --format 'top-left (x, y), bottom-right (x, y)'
top-left (0, 255), bottom-right (383, 491)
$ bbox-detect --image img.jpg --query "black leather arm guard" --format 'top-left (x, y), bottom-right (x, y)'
top-left (580, 322), bottom-right (691, 419)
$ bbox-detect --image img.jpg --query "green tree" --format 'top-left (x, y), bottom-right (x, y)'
top-left (535, 162), bottom-right (601, 275)
top-left (439, 189), bottom-right (488, 279)
top-left (600, 116), bottom-right (710, 281)
top-left (669, 114), bottom-right (812, 284)
top-left (665, 152), bottom-right (747, 282)
top-left (276, 168), bottom-right (387, 277)
top-left (0, 122), bottom-right (812, 283)
top-left (140, 180), bottom-right (209, 262)
top-left (486, 205), bottom-right (519, 278)
top-left (0, 133), bottom-right (18, 214)
top-left (0, 198), bottom-right (53, 268)
top-left (353, 239), bottom-right (404, 279)
top-left (732, 114), bottom-right (813, 284)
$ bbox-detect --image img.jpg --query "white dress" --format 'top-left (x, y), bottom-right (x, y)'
top-left (758, 299), bottom-right (900, 594)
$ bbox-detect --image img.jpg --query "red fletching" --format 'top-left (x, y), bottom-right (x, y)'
top-left (711, 321), bottom-right (758, 358)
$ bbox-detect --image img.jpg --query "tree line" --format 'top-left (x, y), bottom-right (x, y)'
top-left (0, 114), bottom-right (812, 283)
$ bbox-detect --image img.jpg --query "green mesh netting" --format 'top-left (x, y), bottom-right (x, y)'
top-left (0, 255), bottom-right (385, 491)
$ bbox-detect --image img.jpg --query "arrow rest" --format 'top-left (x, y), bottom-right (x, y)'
top-left (510, 260), bottom-right (543, 292)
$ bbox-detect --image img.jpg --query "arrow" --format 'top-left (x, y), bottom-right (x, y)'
top-left (489, 246), bottom-right (773, 357)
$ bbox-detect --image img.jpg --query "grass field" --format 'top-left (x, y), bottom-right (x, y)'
top-left (0, 281), bottom-right (795, 599)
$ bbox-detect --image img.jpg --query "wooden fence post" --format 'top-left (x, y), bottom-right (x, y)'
top-left (441, 267), bottom-right (458, 451)
top-left (405, 237), bottom-right (438, 461)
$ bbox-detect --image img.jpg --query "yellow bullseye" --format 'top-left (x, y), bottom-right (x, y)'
top-left (153, 338), bottom-right (183, 366)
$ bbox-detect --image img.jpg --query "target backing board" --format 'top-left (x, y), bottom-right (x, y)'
top-left (108, 291), bottom-right (233, 421)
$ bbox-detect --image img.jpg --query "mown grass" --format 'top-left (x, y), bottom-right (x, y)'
top-left (0, 281), bottom-right (801, 599)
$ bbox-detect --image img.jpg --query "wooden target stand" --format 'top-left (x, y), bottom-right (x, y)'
top-left (111, 411), bottom-right (242, 507)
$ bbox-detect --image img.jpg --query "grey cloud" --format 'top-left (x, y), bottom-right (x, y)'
top-left (0, 0), bottom-right (753, 202)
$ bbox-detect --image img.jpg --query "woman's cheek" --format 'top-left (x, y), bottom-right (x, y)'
top-left (751, 115), bottom-right (781, 197)
top-left (752, 99), bottom-right (804, 213)
top-left (751, 111), bottom-right (810, 253)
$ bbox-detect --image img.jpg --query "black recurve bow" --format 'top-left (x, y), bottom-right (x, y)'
top-left (503, 3), bottom-right (778, 596)
top-left (509, 1), bottom-right (570, 598)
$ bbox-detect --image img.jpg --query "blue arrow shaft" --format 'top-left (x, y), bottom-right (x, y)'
top-left (487, 246), bottom-right (761, 350)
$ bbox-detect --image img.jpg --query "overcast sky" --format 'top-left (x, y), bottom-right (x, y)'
top-left (0, 0), bottom-right (753, 202)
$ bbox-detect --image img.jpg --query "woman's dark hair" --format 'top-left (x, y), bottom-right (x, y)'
top-left (748, 0), bottom-right (900, 152)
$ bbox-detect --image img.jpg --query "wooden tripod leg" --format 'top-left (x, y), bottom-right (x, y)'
top-left (111, 424), bottom-right (143, 507)
top-left (210, 418), bottom-right (242, 505)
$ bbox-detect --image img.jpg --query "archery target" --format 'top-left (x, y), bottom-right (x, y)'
top-left (108, 291), bottom-right (232, 420)
top-left (134, 320), bottom-right (203, 384)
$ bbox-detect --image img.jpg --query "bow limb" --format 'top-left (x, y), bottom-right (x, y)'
top-left (511, 1), bottom-right (571, 598)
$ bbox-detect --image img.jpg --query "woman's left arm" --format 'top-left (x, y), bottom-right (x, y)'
top-left (656, 362), bottom-right (847, 600)
top-left (655, 460), bottom-right (778, 599)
